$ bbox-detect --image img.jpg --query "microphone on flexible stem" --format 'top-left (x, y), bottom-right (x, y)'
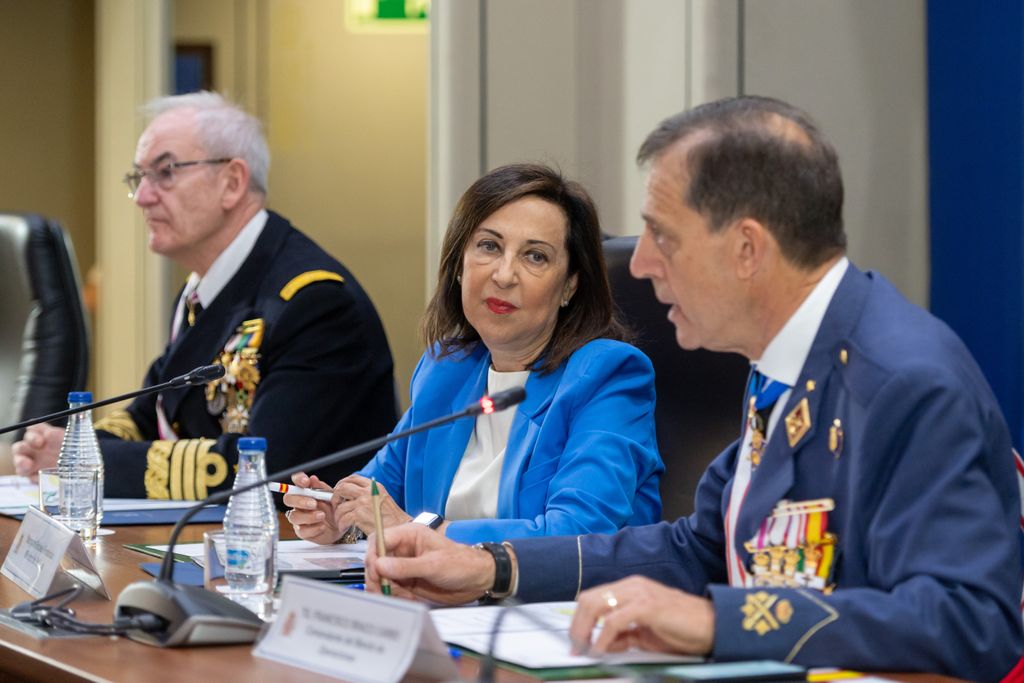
top-left (0, 364), bottom-right (226, 437)
top-left (114, 385), bottom-right (527, 648)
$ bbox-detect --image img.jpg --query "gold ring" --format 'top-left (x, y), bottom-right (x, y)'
top-left (602, 590), bottom-right (618, 610)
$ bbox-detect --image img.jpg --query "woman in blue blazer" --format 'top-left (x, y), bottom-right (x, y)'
top-left (285, 163), bottom-right (663, 545)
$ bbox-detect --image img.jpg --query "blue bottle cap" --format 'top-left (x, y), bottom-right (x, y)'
top-left (238, 436), bottom-right (267, 452)
top-left (68, 391), bottom-right (93, 404)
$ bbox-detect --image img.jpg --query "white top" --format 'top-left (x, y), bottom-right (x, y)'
top-left (169, 209), bottom-right (268, 336)
top-left (724, 256), bottom-right (849, 587)
top-left (444, 367), bottom-right (530, 521)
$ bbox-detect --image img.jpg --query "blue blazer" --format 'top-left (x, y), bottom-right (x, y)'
top-left (510, 265), bottom-right (1023, 682)
top-left (360, 339), bottom-right (664, 544)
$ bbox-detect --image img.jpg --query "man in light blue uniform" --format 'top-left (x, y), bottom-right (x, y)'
top-left (366, 96), bottom-right (1023, 681)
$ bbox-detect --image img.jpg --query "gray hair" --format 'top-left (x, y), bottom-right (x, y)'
top-left (143, 91), bottom-right (270, 196)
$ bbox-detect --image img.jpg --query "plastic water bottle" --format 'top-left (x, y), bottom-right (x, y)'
top-left (56, 391), bottom-right (104, 540)
top-left (223, 437), bottom-right (278, 596)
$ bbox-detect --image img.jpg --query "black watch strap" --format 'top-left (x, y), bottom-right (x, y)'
top-left (474, 541), bottom-right (513, 600)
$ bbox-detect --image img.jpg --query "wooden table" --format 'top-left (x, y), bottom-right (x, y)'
top-left (0, 515), bottom-right (966, 683)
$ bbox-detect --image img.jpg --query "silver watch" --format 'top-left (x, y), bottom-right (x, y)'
top-left (412, 511), bottom-right (444, 529)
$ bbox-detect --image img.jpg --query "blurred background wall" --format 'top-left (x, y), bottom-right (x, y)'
top-left (0, 0), bottom-right (1019, 464)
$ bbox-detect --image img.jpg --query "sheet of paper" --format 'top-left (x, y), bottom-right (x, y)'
top-left (149, 538), bottom-right (367, 570)
top-left (0, 475), bottom-right (201, 515)
top-left (431, 602), bottom-right (700, 669)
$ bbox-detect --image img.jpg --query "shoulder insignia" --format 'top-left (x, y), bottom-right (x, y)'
top-left (95, 409), bottom-right (142, 442)
top-left (279, 270), bottom-right (345, 301)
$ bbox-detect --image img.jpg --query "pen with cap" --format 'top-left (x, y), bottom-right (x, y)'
top-left (371, 478), bottom-right (392, 596)
top-left (267, 481), bottom-right (333, 502)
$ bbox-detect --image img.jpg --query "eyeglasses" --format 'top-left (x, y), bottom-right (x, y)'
top-left (122, 158), bottom-right (231, 198)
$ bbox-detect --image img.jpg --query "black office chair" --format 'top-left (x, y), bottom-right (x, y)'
top-left (603, 236), bottom-right (749, 520)
top-left (0, 213), bottom-right (89, 442)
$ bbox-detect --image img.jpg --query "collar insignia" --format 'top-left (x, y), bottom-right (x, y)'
top-left (784, 397), bottom-right (811, 448)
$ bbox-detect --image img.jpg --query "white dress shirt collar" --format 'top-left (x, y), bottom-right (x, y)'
top-left (754, 256), bottom-right (849, 387)
top-left (185, 209), bottom-right (268, 308)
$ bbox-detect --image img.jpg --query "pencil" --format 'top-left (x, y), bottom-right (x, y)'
top-left (371, 478), bottom-right (391, 596)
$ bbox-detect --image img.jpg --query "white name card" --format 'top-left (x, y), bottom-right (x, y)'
top-left (1, 506), bottom-right (108, 599)
top-left (254, 576), bottom-right (458, 683)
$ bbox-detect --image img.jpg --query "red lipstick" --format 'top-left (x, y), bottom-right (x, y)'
top-left (486, 297), bottom-right (518, 314)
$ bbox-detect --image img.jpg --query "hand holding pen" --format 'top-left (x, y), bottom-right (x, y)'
top-left (334, 474), bottom-right (412, 537)
top-left (279, 472), bottom-right (344, 545)
top-left (371, 478), bottom-right (392, 596)
top-left (269, 481), bottom-right (333, 501)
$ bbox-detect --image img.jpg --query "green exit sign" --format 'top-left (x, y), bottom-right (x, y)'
top-left (346, 0), bottom-right (430, 33)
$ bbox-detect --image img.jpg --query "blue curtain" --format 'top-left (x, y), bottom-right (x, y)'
top-left (927, 2), bottom-right (1024, 447)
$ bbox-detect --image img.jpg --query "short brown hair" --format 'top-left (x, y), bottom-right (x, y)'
top-left (421, 163), bottom-right (627, 373)
top-left (638, 96), bottom-right (846, 269)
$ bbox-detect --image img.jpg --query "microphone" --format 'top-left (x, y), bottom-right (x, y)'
top-left (170, 364), bottom-right (226, 387)
top-left (477, 386), bottom-right (525, 415)
top-left (113, 386), bottom-right (527, 647)
top-left (0, 364), bottom-right (226, 437)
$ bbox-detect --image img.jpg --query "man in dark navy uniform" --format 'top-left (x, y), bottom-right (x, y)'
top-left (363, 97), bottom-right (1023, 681)
top-left (13, 92), bottom-right (397, 500)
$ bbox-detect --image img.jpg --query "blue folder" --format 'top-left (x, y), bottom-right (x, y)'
top-left (13, 505), bottom-right (225, 526)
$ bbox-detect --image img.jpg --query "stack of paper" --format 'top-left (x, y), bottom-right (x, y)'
top-left (0, 474), bottom-right (202, 517)
top-left (431, 602), bottom-right (701, 669)
top-left (148, 538), bottom-right (367, 573)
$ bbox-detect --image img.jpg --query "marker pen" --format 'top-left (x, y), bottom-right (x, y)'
top-left (267, 482), bottom-right (333, 502)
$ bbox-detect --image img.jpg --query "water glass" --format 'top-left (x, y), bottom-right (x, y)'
top-left (204, 528), bottom-right (275, 619)
top-left (39, 466), bottom-right (100, 541)
top-left (202, 530), bottom-right (228, 593)
top-left (37, 468), bottom-right (62, 517)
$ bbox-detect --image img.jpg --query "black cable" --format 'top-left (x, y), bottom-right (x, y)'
top-left (11, 584), bottom-right (164, 636)
top-left (37, 608), bottom-right (164, 636)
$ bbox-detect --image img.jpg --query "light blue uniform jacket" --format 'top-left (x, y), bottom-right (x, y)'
top-left (360, 339), bottom-right (664, 544)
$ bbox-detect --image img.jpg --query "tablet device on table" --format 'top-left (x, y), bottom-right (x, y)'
top-left (661, 660), bottom-right (806, 682)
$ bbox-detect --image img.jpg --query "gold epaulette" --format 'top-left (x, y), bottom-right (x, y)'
top-left (144, 438), bottom-right (226, 500)
top-left (95, 409), bottom-right (142, 442)
top-left (279, 270), bottom-right (345, 301)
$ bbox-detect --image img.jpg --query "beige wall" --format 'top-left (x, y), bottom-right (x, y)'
top-left (174, 0), bottom-right (428, 404)
top-left (0, 0), bottom-right (95, 278)
top-left (0, 0), bottom-right (95, 473)
top-left (431, 0), bottom-right (930, 308)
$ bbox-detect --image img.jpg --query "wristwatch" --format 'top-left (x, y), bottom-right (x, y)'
top-left (412, 511), bottom-right (444, 530)
top-left (474, 541), bottom-right (514, 600)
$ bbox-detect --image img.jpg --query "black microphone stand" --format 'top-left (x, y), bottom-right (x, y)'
top-left (115, 386), bottom-right (527, 647)
top-left (0, 365), bottom-right (225, 436)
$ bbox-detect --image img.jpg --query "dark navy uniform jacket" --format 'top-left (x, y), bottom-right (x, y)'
top-left (511, 264), bottom-right (1023, 682)
top-left (96, 211), bottom-right (398, 500)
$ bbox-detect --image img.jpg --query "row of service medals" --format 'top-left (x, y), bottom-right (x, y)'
top-left (206, 318), bottom-right (263, 434)
top-left (744, 498), bottom-right (837, 591)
